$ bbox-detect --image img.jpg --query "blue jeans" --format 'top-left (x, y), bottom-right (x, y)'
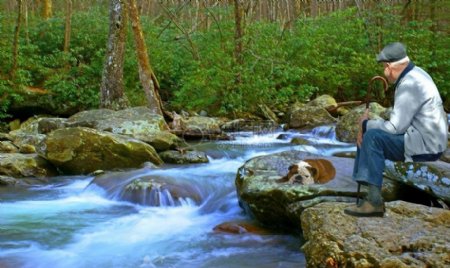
top-left (353, 129), bottom-right (405, 187)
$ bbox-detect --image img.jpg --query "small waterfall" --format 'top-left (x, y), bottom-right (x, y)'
top-left (86, 168), bottom-right (207, 207)
top-left (311, 125), bottom-right (336, 141)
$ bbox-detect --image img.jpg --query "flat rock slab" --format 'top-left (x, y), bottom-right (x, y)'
top-left (300, 201), bottom-right (450, 268)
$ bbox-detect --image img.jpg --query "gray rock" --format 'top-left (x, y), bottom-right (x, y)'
top-left (158, 150), bottom-right (209, 164)
top-left (89, 167), bottom-right (205, 206)
top-left (235, 150), bottom-right (448, 229)
top-left (37, 127), bottom-right (163, 174)
top-left (301, 201), bottom-right (450, 268)
top-left (0, 175), bottom-right (20, 186)
top-left (66, 107), bottom-right (181, 150)
top-left (171, 115), bottom-right (228, 139)
top-left (235, 150), bottom-right (359, 228)
top-left (440, 148), bottom-right (450, 163)
top-left (384, 160), bottom-right (450, 204)
top-left (335, 103), bottom-right (388, 143)
top-left (0, 141), bottom-right (19, 153)
top-left (307, 94), bottom-right (337, 109)
top-left (0, 153), bottom-right (58, 178)
top-left (289, 106), bottom-right (336, 130)
top-left (37, 118), bottom-right (68, 134)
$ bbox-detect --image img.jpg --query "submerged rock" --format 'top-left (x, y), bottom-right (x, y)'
top-left (213, 221), bottom-right (272, 235)
top-left (89, 166), bottom-right (204, 206)
top-left (301, 201), bottom-right (450, 268)
top-left (0, 175), bottom-right (21, 186)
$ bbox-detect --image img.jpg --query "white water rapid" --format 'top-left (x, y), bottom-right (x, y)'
top-left (0, 126), bottom-right (355, 268)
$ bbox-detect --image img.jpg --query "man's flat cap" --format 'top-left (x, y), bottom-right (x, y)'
top-left (377, 42), bottom-right (407, 63)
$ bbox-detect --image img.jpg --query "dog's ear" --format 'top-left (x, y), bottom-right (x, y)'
top-left (288, 164), bottom-right (298, 172)
top-left (307, 166), bottom-right (318, 180)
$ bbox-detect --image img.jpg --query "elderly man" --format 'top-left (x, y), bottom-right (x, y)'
top-left (344, 42), bottom-right (448, 217)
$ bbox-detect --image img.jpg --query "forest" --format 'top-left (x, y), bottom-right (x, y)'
top-left (1, 0), bottom-right (449, 123)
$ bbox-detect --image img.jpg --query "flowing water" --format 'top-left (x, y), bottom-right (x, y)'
top-left (0, 126), bottom-right (355, 268)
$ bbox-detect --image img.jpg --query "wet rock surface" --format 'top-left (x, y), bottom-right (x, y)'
top-left (37, 127), bottom-right (162, 174)
top-left (0, 153), bottom-right (58, 178)
top-left (158, 150), bottom-right (209, 164)
top-left (301, 201), bottom-right (450, 268)
top-left (236, 149), bottom-right (450, 229)
top-left (89, 166), bottom-right (204, 206)
top-left (235, 150), bottom-right (359, 229)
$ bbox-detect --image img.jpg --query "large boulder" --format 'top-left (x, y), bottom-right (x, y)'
top-left (306, 94), bottom-right (337, 109)
top-left (171, 115), bottom-right (228, 140)
top-left (236, 150), bottom-right (363, 229)
top-left (0, 153), bottom-right (58, 178)
top-left (335, 103), bottom-right (389, 143)
top-left (301, 201), bottom-right (450, 268)
top-left (37, 127), bottom-right (163, 174)
top-left (235, 150), bottom-right (449, 229)
top-left (441, 147), bottom-right (450, 163)
top-left (384, 160), bottom-right (450, 204)
top-left (67, 107), bottom-right (169, 132)
top-left (8, 116), bottom-right (50, 150)
top-left (67, 107), bottom-right (182, 151)
top-left (289, 105), bottom-right (336, 130)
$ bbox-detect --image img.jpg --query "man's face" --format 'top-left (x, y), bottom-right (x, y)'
top-left (383, 63), bottom-right (395, 83)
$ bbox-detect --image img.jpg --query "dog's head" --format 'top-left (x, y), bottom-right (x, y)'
top-left (285, 161), bottom-right (317, 185)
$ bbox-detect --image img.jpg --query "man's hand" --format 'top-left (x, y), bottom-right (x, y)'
top-left (356, 109), bottom-right (369, 147)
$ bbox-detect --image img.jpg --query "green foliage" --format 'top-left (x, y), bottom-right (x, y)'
top-left (0, 4), bottom-right (448, 120)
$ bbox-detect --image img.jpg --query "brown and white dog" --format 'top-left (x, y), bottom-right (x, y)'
top-left (277, 159), bottom-right (336, 185)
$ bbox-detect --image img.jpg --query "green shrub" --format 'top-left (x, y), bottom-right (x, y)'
top-left (0, 4), bottom-right (448, 119)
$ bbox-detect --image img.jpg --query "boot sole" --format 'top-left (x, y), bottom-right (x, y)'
top-left (344, 209), bottom-right (384, 217)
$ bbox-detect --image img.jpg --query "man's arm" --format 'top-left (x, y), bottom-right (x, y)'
top-left (367, 81), bottom-right (422, 134)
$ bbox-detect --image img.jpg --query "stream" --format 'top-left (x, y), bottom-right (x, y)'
top-left (0, 126), bottom-right (355, 268)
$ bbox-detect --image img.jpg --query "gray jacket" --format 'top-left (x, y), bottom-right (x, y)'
top-left (367, 64), bottom-right (448, 162)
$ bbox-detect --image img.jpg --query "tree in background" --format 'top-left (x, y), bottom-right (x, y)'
top-left (100, 0), bottom-right (129, 110)
top-left (128, 0), bottom-right (164, 117)
top-left (63, 0), bottom-right (72, 54)
top-left (10, 0), bottom-right (23, 80)
top-left (0, 0), bottom-right (448, 120)
top-left (233, 0), bottom-right (244, 87)
top-left (41, 0), bottom-right (52, 20)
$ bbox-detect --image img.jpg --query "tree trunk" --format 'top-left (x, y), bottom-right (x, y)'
top-left (24, 0), bottom-right (29, 44)
top-left (41, 0), bottom-right (52, 20)
top-left (99, 0), bottom-right (129, 110)
top-left (128, 0), bottom-right (164, 116)
top-left (234, 0), bottom-right (244, 87)
top-left (11, 0), bottom-right (23, 80)
top-left (63, 0), bottom-right (72, 53)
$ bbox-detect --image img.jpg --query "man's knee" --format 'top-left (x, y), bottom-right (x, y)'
top-left (363, 129), bottom-right (385, 142)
